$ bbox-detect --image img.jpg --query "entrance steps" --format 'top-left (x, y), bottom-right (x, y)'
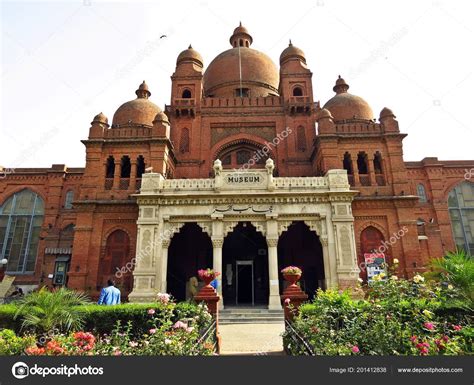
top-left (219, 307), bottom-right (284, 324)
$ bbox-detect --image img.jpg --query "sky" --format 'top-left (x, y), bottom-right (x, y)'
top-left (1, 0), bottom-right (473, 168)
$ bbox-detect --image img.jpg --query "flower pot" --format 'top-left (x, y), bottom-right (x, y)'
top-left (201, 276), bottom-right (215, 286)
top-left (283, 273), bottom-right (301, 286)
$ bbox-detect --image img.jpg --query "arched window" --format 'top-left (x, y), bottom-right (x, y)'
top-left (448, 182), bottom-right (474, 254)
top-left (179, 128), bottom-right (190, 153)
top-left (359, 226), bottom-right (386, 281)
top-left (239, 39), bottom-right (243, 47)
top-left (0, 189), bottom-right (44, 273)
top-left (237, 149), bottom-right (251, 164)
top-left (343, 152), bottom-right (354, 175)
top-left (357, 152), bottom-right (368, 174)
top-left (181, 89), bottom-right (192, 99)
top-left (373, 151), bottom-right (386, 186)
top-left (64, 191), bottom-right (74, 209)
top-left (105, 156), bottom-right (115, 178)
top-left (136, 155), bottom-right (145, 178)
top-left (417, 184), bottom-right (427, 203)
top-left (120, 156), bottom-right (131, 178)
top-left (296, 126), bottom-right (306, 151)
top-left (292, 87), bottom-right (303, 97)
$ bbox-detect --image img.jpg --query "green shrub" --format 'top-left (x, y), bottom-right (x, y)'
top-left (14, 288), bottom-right (91, 333)
top-left (0, 329), bottom-right (35, 355)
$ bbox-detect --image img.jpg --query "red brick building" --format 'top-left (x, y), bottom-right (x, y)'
top-left (1, 24), bottom-right (473, 301)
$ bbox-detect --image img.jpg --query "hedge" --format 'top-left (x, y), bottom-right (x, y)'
top-left (0, 302), bottom-right (206, 337)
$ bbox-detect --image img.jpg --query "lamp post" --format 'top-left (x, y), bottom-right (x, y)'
top-left (0, 258), bottom-right (8, 281)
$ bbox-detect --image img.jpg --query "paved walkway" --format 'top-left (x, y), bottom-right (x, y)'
top-left (219, 323), bottom-right (285, 355)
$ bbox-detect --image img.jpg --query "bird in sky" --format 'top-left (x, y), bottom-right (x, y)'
top-left (160, 35), bottom-right (167, 39)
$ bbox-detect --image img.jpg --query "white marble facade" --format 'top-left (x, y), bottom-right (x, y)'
top-left (128, 159), bottom-right (360, 308)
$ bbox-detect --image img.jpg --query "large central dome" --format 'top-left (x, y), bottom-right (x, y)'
top-left (203, 24), bottom-right (279, 98)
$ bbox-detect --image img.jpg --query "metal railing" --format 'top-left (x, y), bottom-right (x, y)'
top-left (283, 320), bottom-right (315, 356)
top-left (196, 320), bottom-right (218, 354)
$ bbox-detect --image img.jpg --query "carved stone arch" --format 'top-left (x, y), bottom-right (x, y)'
top-left (223, 221), bottom-right (239, 237)
top-left (356, 221), bottom-right (388, 241)
top-left (196, 221), bottom-right (212, 236)
top-left (212, 137), bottom-right (276, 164)
top-left (165, 222), bottom-right (186, 241)
top-left (250, 221), bottom-right (266, 236)
top-left (443, 179), bottom-right (474, 202)
top-left (102, 226), bottom-right (134, 248)
top-left (303, 220), bottom-right (322, 236)
top-left (0, 186), bottom-right (47, 207)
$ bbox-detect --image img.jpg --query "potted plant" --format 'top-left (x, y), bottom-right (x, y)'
top-left (281, 266), bottom-right (302, 286)
top-left (197, 269), bottom-right (220, 286)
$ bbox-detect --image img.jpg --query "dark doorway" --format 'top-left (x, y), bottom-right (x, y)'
top-left (236, 262), bottom-right (253, 304)
top-left (222, 222), bottom-right (268, 306)
top-left (167, 223), bottom-right (212, 301)
top-left (278, 221), bottom-right (324, 299)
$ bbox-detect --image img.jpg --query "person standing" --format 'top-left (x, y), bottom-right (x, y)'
top-left (97, 279), bottom-right (121, 305)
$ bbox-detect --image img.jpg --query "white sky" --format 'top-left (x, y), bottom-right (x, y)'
top-left (1, 0), bottom-right (473, 168)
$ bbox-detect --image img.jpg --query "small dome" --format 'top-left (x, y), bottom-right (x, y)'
top-left (280, 41), bottom-right (306, 65)
top-left (92, 112), bottom-right (108, 124)
top-left (380, 107), bottom-right (396, 119)
top-left (177, 45), bottom-right (203, 67)
top-left (112, 81), bottom-right (162, 127)
top-left (317, 108), bottom-right (333, 120)
top-left (229, 22), bottom-right (253, 47)
top-left (153, 111), bottom-right (169, 124)
top-left (323, 76), bottom-right (373, 121)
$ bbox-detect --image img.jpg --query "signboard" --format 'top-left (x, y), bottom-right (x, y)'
top-left (364, 253), bottom-right (387, 283)
top-left (220, 170), bottom-right (268, 190)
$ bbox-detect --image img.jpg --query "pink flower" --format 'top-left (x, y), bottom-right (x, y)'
top-left (113, 350), bottom-right (122, 356)
top-left (410, 335), bottom-right (418, 343)
top-left (186, 327), bottom-right (194, 333)
top-left (420, 347), bottom-right (429, 355)
top-left (173, 321), bottom-right (188, 330)
top-left (453, 325), bottom-right (462, 331)
top-left (351, 345), bottom-right (360, 354)
top-left (423, 322), bottom-right (435, 330)
top-left (284, 298), bottom-right (291, 305)
top-left (148, 309), bottom-right (155, 315)
top-left (149, 328), bottom-right (157, 334)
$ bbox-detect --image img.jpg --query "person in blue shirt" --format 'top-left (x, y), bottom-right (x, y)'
top-left (210, 278), bottom-right (218, 291)
top-left (97, 279), bottom-right (121, 305)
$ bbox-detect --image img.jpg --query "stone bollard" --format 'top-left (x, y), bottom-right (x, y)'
top-left (194, 281), bottom-right (221, 354)
top-left (280, 274), bottom-right (308, 322)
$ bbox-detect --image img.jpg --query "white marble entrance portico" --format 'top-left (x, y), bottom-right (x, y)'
top-left (129, 159), bottom-right (360, 308)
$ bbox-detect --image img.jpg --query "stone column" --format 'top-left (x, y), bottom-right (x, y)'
top-left (267, 238), bottom-right (282, 310)
top-left (130, 161), bottom-right (137, 190)
top-left (160, 239), bottom-right (170, 293)
top-left (212, 238), bottom-right (224, 310)
top-left (113, 161), bottom-right (121, 189)
top-left (320, 236), bottom-right (332, 289)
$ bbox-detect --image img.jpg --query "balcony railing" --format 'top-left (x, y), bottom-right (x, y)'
top-left (359, 174), bottom-right (371, 186)
top-left (173, 98), bottom-right (195, 107)
top-left (104, 178), bottom-right (113, 190)
top-left (119, 178), bottom-right (130, 190)
top-left (375, 174), bottom-right (386, 186)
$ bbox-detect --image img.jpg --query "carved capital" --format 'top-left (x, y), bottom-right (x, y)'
top-left (162, 239), bottom-right (171, 248)
top-left (212, 238), bottom-right (224, 248)
top-left (266, 238), bottom-right (278, 248)
top-left (320, 236), bottom-right (328, 247)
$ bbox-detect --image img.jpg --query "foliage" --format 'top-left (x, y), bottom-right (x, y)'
top-left (1, 296), bottom-right (214, 356)
top-left (285, 275), bottom-right (473, 356)
top-left (0, 329), bottom-right (35, 355)
top-left (197, 268), bottom-right (220, 280)
top-left (425, 250), bottom-right (474, 309)
top-left (281, 266), bottom-right (302, 275)
top-left (14, 288), bottom-right (91, 333)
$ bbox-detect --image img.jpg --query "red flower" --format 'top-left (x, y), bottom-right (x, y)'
top-left (410, 335), bottom-right (418, 343)
top-left (423, 322), bottom-right (435, 330)
top-left (453, 325), bottom-right (462, 331)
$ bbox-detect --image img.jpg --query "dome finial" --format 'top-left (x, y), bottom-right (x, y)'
top-left (333, 75), bottom-right (349, 94)
top-left (230, 22), bottom-right (253, 47)
top-left (136, 80), bottom-right (151, 99)
top-left (289, 39), bottom-right (292, 46)
top-left (188, 44), bottom-right (192, 49)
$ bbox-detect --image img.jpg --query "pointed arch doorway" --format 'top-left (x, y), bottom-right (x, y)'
top-left (222, 222), bottom-right (269, 306)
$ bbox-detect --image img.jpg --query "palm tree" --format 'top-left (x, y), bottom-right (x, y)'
top-left (14, 287), bottom-right (91, 333)
top-left (427, 250), bottom-right (474, 308)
